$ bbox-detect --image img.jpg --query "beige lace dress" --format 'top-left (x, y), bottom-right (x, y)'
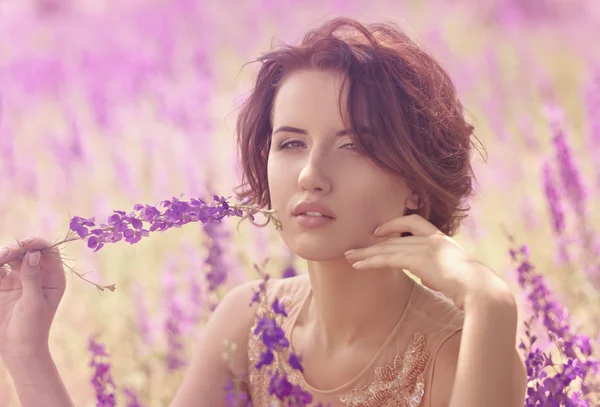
top-left (247, 275), bottom-right (464, 407)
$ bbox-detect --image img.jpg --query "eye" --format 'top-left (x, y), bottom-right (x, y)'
top-left (277, 140), bottom-right (357, 151)
top-left (278, 140), bottom-right (305, 150)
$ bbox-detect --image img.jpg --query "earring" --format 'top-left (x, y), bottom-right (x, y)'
top-left (405, 194), bottom-right (421, 211)
top-left (416, 196), bottom-right (424, 210)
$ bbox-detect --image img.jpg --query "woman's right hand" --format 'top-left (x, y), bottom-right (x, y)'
top-left (0, 237), bottom-right (67, 359)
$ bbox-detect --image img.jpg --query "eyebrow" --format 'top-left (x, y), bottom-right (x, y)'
top-left (272, 125), bottom-right (370, 137)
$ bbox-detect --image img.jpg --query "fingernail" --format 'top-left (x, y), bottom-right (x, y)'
top-left (28, 251), bottom-right (41, 267)
top-left (372, 227), bottom-right (380, 235)
top-left (21, 237), bottom-right (35, 244)
top-left (0, 247), bottom-right (8, 258)
top-left (352, 260), bottom-right (365, 268)
top-left (344, 249), bottom-right (355, 256)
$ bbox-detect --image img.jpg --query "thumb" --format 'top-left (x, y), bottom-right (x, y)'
top-left (19, 251), bottom-right (44, 304)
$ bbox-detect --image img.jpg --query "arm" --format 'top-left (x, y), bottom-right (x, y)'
top-left (169, 280), bottom-right (260, 407)
top-left (2, 350), bottom-right (75, 407)
top-left (432, 289), bottom-right (527, 407)
top-left (3, 280), bottom-right (260, 407)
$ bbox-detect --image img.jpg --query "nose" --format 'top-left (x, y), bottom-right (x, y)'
top-left (297, 152), bottom-right (331, 194)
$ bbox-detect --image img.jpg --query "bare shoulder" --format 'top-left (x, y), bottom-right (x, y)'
top-left (211, 279), bottom-right (265, 361)
top-left (189, 278), bottom-right (263, 366)
top-left (270, 273), bottom-right (310, 297)
top-left (169, 279), bottom-right (262, 407)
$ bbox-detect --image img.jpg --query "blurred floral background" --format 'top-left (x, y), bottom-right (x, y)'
top-left (1, 0), bottom-right (600, 405)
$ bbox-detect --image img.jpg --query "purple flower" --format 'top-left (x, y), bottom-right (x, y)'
top-left (224, 378), bottom-right (252, 407)
top-left (288, 351), bottom-right (304, 372)
top-left (70, 215), bottom-right (96, 239)
top-left (253, 315), bottom-right (289, 352)
top-left (69, 195), bottom-right (278, 254)
top-left (268, 371), bottom-right (294, 400)
top-left (88, 335), bottom-right (117, 407)
top-left (272, 297), bottom-right (288, 317)
top-left (550, 117), bottom-right (587, 214)
top-left (268, 372), bottom-right (313, 405)
top-left (282, 265), bottom-right (297, 279)
top-left (203, 220), bottom-right (229, 291)
top-left (541, 160), bottom-right (565, 236)
top-left (249, 276), bottom-right (269, 307)
top-left (247, 272), bottom-right (327, 406)
top-left (510, 241), bottom-right (600, 405)
top-left (287, 384), bottom-right (314, 406)
top-left (255, 350), bottom-right (275, 370)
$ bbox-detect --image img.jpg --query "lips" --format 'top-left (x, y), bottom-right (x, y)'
top-left (298, 212), bottom-right (334, 219)
top-left (292, 201), bottom-right (336, 219)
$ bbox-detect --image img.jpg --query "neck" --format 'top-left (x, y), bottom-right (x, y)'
top-left (304, 259), bottom-right (415, 351)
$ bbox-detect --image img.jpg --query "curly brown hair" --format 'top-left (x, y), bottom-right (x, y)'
top-left (233, 17), bottom-right (484, 236)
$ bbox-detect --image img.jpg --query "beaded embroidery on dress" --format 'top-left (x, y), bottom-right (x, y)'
top-left (337, 333), bottom-right (430, 407)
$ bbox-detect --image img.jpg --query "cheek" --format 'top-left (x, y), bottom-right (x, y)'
top-left (267, 158), bottom-right (296, 203)
top-left (346, 180), bottom-right (405, 220)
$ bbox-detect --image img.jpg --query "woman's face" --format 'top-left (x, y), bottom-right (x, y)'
top-left (267, 69), bottom-right (417, 261)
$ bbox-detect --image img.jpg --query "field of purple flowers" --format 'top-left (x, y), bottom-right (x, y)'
top-left (1, 0), bottom-right (600, 406)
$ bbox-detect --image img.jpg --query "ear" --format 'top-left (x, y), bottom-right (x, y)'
top-left (404, 190), bottom-right (419, 210)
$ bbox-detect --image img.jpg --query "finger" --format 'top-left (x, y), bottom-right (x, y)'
top-left (1, 239), bottom-right (61, 270)
top-left (345, 239), bottom-right (425, 261)
top-left (1, 266), bottom-right (27, 291)
top-left (351, 252), bottom-right (420, 271)
top-left (373, 214), bottom-right (440, 238)
top-left (370, 236), bottom-right (428, 246)
top-left (0, 265), bottom-right (14, 289)
top-left (0, 243), bottom-right (27, 268)
top-left (18, 251), bottom-right (45, 306)
top-left (18, 237), bottom-right (53, 253)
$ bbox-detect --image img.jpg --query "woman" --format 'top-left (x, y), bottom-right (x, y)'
top-left (0, 17), bottom-right (527, 407)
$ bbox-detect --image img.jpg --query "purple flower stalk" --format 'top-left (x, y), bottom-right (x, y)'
top-left (550, 121), bottom-right (587, 215)
top-left (246, 272), bottom-right (325, 407)
top-left (542, 160), bottom-right (565, 236)
top-left (541, 160), bottom-right (569, 264)
top-left (45, 195), bottom-right (282, 292)
top-left (203, 220), bottom-right (229, 292)
top-left (69, 195), bottom-right (281, 254)
top-left (88, 335), bottom-right (117, 407)
top-left (509, 243), bottom-right (600, 406)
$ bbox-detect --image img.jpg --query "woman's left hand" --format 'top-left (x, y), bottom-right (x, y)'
top-left (344, 214), bottom-right (512, 310)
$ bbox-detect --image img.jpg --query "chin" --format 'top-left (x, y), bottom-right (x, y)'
top-left (282, 236), bottom-right (344, 262)
top-left (294, 251), bottom-right (336, 262)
